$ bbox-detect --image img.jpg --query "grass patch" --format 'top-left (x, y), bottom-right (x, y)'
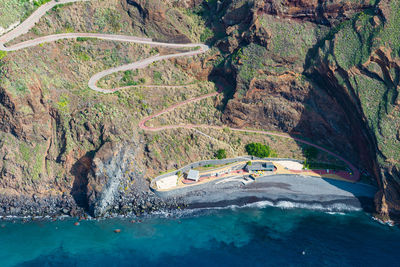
top-left (0, 51), bottom-right (7, 60)
top-left (0, 0), bottom-right (35, 29)
top-left (304, 161), bottom-right (347, 171)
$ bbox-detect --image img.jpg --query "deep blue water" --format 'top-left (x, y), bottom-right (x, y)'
top-left (0, 206), bottom-right (399, 267)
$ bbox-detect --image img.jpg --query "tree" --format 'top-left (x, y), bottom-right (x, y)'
top-left (215, 149), bottom-right (227, 159)
top-left (245, 143), bottom-right (270, 158)
top-left (304, 146), bottom-right (319, 159)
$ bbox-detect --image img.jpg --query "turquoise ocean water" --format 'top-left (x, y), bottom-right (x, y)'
top-left (0, 205), bottom-right (399, 266)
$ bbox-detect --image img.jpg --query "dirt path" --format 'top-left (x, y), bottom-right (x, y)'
top-left (0, 0), bottom-right (360, 181)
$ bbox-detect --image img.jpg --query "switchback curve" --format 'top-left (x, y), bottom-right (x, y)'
top-left (0, 0), bottom-right (360, 181)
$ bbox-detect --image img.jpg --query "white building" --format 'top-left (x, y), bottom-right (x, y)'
top-left (186, 169), bottom-right (200, 182)
top-left (156, 175), bottom-right (178, 190)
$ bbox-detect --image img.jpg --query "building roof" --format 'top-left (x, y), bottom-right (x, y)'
top-left (246, 162), bottom-right (275, 171)
top-left (187, 169), bottom-right (200, 181)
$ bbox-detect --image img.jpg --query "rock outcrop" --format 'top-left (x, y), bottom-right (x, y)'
top-left (86, 141), bottom-right (137, 217)
top-left (124, 0), bottom-right (192, 43)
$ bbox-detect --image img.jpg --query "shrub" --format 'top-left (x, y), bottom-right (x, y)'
top-left (77, 37), bottom-right (90, 42)
top-left (153, 71), bottom-right (162, 84)
top-left (303, 146), bottom-right (319, 159)
top-left (33, 0), bottom-right (51, 7)
top-left (200, 27), bottom-right (214, 42)
top-left (245, 143), bottom-right (270, 158)
top-left (215, 149), bottom-right (227, 159)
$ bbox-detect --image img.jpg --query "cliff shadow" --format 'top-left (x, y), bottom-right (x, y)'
top-left (322, 178), bottom-right (377, 212)
top-left (283, 24), bottom-right (382, 213)
top-left (70, 151), bottom-right (95, 210)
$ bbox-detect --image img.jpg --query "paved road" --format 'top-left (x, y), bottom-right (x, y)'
top-left (0, 0), bottom-right (361, 181)
top-left (87, 46), bottom-right (208, 93)
top-left (0, 0), bottom-right (89, 45)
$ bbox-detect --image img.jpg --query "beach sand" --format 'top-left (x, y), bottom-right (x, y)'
top-left (157, 174), bottom-right (377, 212)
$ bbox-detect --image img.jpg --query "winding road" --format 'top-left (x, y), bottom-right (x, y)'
top-left (0, 0), bottom-right (360, 181)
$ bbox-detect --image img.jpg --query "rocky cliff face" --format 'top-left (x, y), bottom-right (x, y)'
top-left (203, 0), bottom-right (399, 221)
top-left (308, 0), bottom-right (400, 220)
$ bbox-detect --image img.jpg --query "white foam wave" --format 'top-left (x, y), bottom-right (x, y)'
top-left (146, 199), bottom-right (363, 220)
top-left (239, 199), bottom-right (361, 212)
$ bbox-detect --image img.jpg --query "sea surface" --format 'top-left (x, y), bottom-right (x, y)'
top-left (1, 204), bottom-right (399, 267)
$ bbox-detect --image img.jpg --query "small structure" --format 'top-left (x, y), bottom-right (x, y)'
top-left (186, 169), bottom-right (200, 182)
top-left (156, 175), bottom-right (178, 190)
top-left (245, 162), bottom-right (275, 172)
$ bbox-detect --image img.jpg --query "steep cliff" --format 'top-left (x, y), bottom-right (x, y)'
top-left (308, 0), bottom-right (400, 220)
top-left (202, 0), bottom-right (399, 221)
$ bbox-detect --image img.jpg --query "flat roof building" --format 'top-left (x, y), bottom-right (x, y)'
top-left (245, 162), bottom-right (275, 172)
top-left (186, 169), bottom-right (200, 182)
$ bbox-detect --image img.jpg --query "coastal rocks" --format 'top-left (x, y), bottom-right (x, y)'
top-left (0, 193), bottom-right (84, 218)
top-left (84, 138), bottom-right (179, 218)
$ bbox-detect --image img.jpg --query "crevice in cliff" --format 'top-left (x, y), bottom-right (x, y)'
top-left (70, 150), bottom-right (96, 211)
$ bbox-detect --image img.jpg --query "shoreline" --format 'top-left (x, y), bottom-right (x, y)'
top-left (0, 174), bottom-right (377, 220)
top-left (159, 174), bottom-right (377, 213)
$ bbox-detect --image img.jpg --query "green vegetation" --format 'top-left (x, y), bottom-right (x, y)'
top-left (153, 71), bottom-right (163, 84)
top-left (56, 94), bottom-right (69, 114)
top-left (14, 81), bottom-right (27, 94)
top-left (203, 164), bottom-right (216, 168)
top-left (119, 70), bottom-right (145, 87)
top-left (380, 1), bottom-right (400, 56)
top-left (0, 0), bottom-right (35, 29)
top-left (200, 27), bottom-right (214, 42)
top-left (19, 143), bottom-right (31, 163)
top-left (317, 4), bottom-right (400, 167)
top-left (303, 161), bottom-right (347, 171)
top-left (33, 0), bottom-right (51, 7)
top-left (176, 6), bottom-right (209, 42)
top-left (0, 51), bottom-right (7, 60)
top-left (94, 8), bottom-right (122, 32)
top-left (235, 43), bottom-right (267, 96)
top-left (331, 9), bottom-right (379, 70)
top-left (19, 142), bottom-right (45, 181)
top-left (245, 142), bottom-right (271, 158)
top-left (76, 37), bottom-right (93, 42)
top-left (215, 149), bottom-right (227, 159)
top-left (303, 146), bottom-right (319, 160)
top-left (259, 15), bottom-right (325, 59)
